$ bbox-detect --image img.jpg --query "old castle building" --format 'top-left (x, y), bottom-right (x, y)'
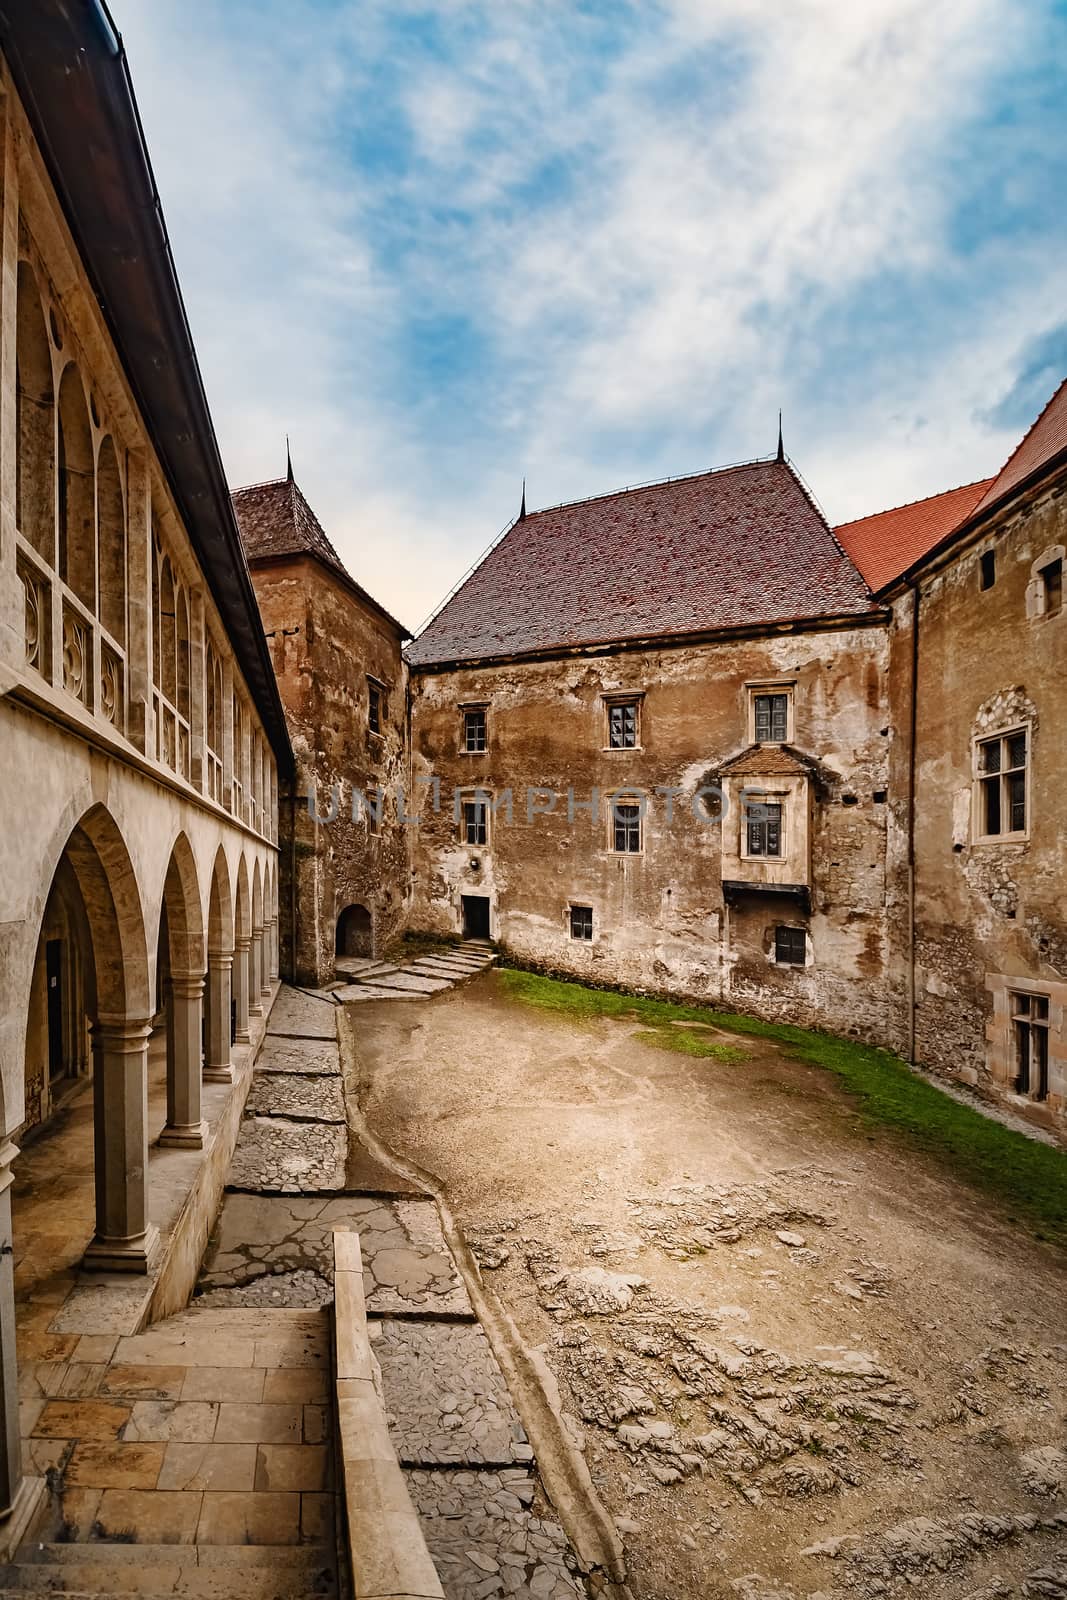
top-left (0, 10), bottom-right (288, 1538)
top-left (233, 466), bottom-right (410, 986)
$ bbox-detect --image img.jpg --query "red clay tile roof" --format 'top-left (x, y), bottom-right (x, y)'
top-left (972, 378), bottom-right (1067, 519)
top-left (232, 475), bottom-right (410, 637)
top-left (718, 744), bottom-right (816, 777)
top-left (835, 478), bottom-right (995, 594)
top-left (408, 460), bottom-right (876, 667)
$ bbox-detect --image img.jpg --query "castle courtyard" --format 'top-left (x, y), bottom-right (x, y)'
top-left (354, 971), bottom-right (1067, 1600)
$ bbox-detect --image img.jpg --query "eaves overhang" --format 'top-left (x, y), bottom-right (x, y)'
top-left (0, 0), bottom-right (293, 774)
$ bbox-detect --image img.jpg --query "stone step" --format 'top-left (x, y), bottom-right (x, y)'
top-left (0, 1552), bottom-right (336, 1598)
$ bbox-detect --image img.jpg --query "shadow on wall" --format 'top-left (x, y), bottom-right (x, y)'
top-left (336, 903), bottom-right (373, 959)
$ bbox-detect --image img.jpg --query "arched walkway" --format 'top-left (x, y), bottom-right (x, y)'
top-left (336, 903), bottom-right (373, 960)
top-left (204, 848), bottom-right (234, 1084)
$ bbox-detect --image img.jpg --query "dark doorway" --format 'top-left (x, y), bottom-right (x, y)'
top-left (46, 939), bottom-right (63, 1081)
top-left (336, 903), bottom-right (374, 958)
top-left (461, 895), bottom-right (491, 940)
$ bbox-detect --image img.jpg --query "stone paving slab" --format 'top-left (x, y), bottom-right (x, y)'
top-left (374, 1320), bottom-right (531, 1466)
top-left (255, 1037), bottom-right (341, 1076)
top-left (229, 1119), bottom-right (347, 1194)
top-left (362, 1200), bottom-right (473, 1318)
top-left (357, 972), bottom-right (452, 995)
top-left (404, 1469), bottom-right (583, 1599)
top-left (266, 989), bottom-right (339, 1040)
top-left (248, 1074), bottom-right (346, 1123)
top-left (332, 984), bottom-right (417, 1003)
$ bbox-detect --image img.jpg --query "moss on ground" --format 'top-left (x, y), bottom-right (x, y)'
top-left (496, 967), bottom-right (1067, 1249)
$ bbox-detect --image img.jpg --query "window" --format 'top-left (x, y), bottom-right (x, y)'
top-left (368, 683), bottom-right (382, 735)
top-left (1041, 558), bottom-right (1062, 617)
top-left (1010, 992), bottom-right (1049, 1100)
top-left (775, 926), bottom-right (806, 965)
top-left (754, 693), bottom-right (789, 743)
top-left (977, 729), bottom-right (1027, 838)
top-left (607, 700), bottom-right (639, 749)
top-left (745, 798), bottom-right (782, 857)
top-left (612, 801), bottom-right (641, 853)
top-left (980, 550), bottom-right (996, 591)
top-left (463, 707), bottom-right (487, 752)
top-left (463, 799), bottom-right (488, 847)
top-left (570, 905), bottom-right (593, 941)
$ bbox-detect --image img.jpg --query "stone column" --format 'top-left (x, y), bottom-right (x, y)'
top-left (260, 922), bottom-right (272, 1000)
top-left (0, 1137), bottom-right (45, 1554)
top-left (268, 917), bottom-right (279, 981)
top-left (204, 954), bottom-right (234, 1084)
top-left (249, 932), bottom-right (264, 1018)
top-left (83, 1020), bottom-right (160, 1273)
top-left (233, 936), bottom-right (251, 1044)
top-left (159, 975), bottom-right (206, 1149)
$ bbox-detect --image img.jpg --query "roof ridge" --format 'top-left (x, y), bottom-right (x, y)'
top-left (232, 474), bottom-right (289, 496)
top-left (523, 453), bottom-right (782, 521)
top-left (987, 376), bottom-right (1067, 485)
top-left (835, 476), bottom-right (997, 531)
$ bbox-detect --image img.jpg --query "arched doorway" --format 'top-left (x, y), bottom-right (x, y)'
top-left (156, 835), bottom-right (206, 1149)
top-left (336, 903), bottom-right (373, 959)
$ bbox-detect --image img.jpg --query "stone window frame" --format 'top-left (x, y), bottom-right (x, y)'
top-left (1025, 542), bottom-right (1065, 622)
top-left (608, 795), bottom-right (643, 855)
top-left (747, 679), bottom-right (795, 745)
top-left (741, 788), bottom-right (787, 860)
top-left (569, 904), bottom-right (594, 941)
top-left (459, 702), bottom-right (489, 755)
top-left (972, 722), bottom-right (1030, 845)
top-left (367, 676), bottom-right (386, 738)
top-left (602, 691), bottom-right (644, 752)
top-left (457, 787), bottom-right (491, 849)
top-left (986, 973), bottom-right (1064, 1112)
top-left (1008, 989), bottom-right (1051, 1102)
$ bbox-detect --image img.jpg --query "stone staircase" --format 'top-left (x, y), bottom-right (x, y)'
top-left (0, 1305), bottom-right (339, 1599)
top-left (334, 940), bottom-right (496, 1001)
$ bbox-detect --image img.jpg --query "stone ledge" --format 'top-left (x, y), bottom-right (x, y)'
top-left (332, 1230), bottom-right (444, 1600)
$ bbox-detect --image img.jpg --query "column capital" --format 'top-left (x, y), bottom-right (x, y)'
top-left (91, 1018), bottom-right (153, 1051)
top-left (207, 951), bottom-right (233, 974)
top-left (235, 935), bottom-right (251, 953)
top-left (169, 973), bottom-right (205, 1001)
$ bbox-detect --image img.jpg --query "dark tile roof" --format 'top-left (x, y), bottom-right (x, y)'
top-left (972, 377), bottom-right (1067, 519)
top-left (408, 460), bottom-right (876, 667)
top-left (232, 475), bottom-right (410, 638)
top-left (717, 743), bottom-right (816, 777)
top-left (835, 478), bottom-right (995, 593)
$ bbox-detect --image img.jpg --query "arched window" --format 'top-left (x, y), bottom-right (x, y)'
top-left (151, 532), bottom-right (162, 689)
top-left (97, 436), bottom-right (125, 645)
top-left (15, 262), bottom-right (55, 561)
top-left (160, 557), bottom-right (176, 703)
top-left (57, 365), bottom-right (95, 610)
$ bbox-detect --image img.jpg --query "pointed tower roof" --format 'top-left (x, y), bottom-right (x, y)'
top-left (232, 470), bottom-right (411, 638)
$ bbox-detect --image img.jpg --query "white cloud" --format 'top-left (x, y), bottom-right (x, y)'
top-left (115, 0), bottom-right (1064, 623)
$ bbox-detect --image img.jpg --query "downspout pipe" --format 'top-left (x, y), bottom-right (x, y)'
top-left (906, 582), bottom-right (920, 1063)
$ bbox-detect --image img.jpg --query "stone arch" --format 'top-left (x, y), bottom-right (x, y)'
top-left (57, 364), bottom-right (95, 610)
top-left (15, 259), bottom-right (55, 560)
top-left (158, 832), bottom-right (205, 977)
top-left (234, 854), bottom-right (251, 944)
top-left (207, 846), bottom-right (234, 956)
top-left (96, 435), bottom-right (126, 645)
top-left (336, 903), bottom-right (373, 959)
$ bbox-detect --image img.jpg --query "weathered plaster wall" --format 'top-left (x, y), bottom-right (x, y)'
top-left (890, 472), bottom-right (1067, 1128)
top-left (250, 555), bottom-right (409, 985)
top-left (410, 624), bottom-right (892, 1041)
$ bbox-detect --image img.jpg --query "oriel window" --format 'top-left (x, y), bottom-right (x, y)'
top-left (746, 798), bottom-right (782, 857)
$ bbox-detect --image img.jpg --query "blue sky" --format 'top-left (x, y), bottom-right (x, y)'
top-left (119, 0), bottom-right (1067, 627)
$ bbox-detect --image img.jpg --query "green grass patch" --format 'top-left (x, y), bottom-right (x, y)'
top-left (631, 1026), bottom-right (746, 1063)
top-left (496, 967), bottom-right (1067, 1248)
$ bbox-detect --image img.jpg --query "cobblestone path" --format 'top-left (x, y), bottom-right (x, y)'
top-left (198, 982), bottom-right (586, 1600)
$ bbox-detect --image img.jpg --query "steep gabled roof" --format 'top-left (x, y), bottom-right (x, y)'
top-left (835, 479), bottom-right (995, 594)
top-left (408, 458), bottom-right (877, 668)
top-left (232, 475), bottom-right (411, 639)
top-left (971, 378), bottom-right (1067, 520)
top-left (717, 743), bottom-right (817, 778)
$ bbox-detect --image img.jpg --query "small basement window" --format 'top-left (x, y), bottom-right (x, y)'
top-left (980, 550), bottom-right (996, 590)
top-left (1011, 991), bottom-right (1049, 1100)
top-left (775, 926), bottom-right (806, 965)
top-left (1040, 557), bottom-right (1063, 617)
top-left (463, 707), bottom-right (487, 753)
top-left (570, 905), bottom-right (593, 941)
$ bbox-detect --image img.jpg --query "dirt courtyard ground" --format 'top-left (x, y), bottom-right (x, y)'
top-left (353, 970), bottom-right (1067, 1600)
